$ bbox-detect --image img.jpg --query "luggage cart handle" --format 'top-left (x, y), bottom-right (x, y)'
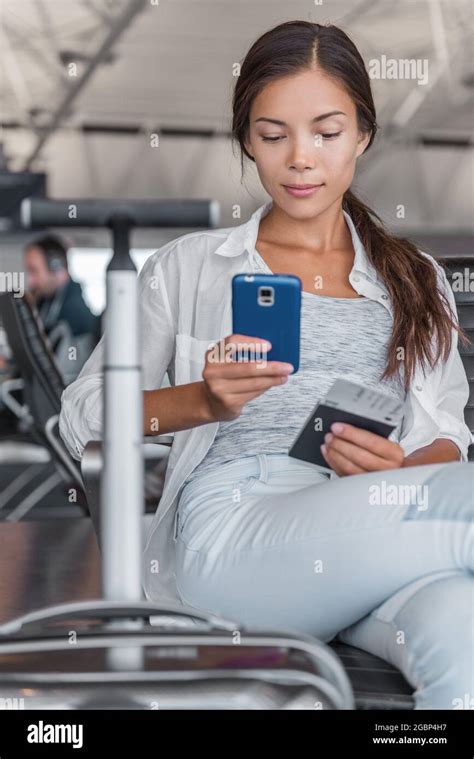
top-left (0, 599), bottom-right (240, 635)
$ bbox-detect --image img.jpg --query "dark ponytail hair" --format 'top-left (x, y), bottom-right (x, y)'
top-left (232, 20), bottom-right (468, 390)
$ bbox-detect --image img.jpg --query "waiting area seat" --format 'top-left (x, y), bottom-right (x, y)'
top-left (0, 293), bottom-right (89, 519)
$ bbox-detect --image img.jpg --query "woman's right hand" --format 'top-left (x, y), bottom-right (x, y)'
top-left (201, 333), bottom-right (294, 422)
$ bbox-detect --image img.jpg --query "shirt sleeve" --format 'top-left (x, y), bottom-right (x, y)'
top-left (59, 248), bottom-right (176, 461)
top-left (427, 260), bottom-right (473, 461)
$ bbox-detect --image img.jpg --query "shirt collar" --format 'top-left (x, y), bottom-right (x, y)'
top-left (212, 201), bottom-right (272, 259)
top-left (213, 198), bottom-right (378, 284)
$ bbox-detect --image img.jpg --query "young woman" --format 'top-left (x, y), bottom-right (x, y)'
top-left (60, 21), bottom-right (473, 709)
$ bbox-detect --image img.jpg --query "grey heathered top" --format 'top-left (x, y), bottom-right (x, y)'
top-left (183, 255), bottom-right (407, 488)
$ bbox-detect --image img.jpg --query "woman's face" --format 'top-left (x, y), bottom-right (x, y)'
top-left (244, 67), bottom-right (371, 218)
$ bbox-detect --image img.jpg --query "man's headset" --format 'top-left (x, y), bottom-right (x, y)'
top-left (47, 256), bottom-right (67, 273)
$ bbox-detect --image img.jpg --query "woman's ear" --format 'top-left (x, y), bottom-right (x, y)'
top-left (243, 128), bottom-right (254, 159)
top-left (356, 130), bottom-right (372, 158)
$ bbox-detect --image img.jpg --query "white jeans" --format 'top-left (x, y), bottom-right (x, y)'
top-left (174, 453), bottom-right (474, 709)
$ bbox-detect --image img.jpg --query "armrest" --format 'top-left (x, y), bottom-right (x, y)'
top-left (44, 415), bottom-right (85, 491)
top-left (143, 434), bottom-right (174, 447)
top-left (0, 441), bottom-right (50, 465)
top-left (81, 441), bottom-right (102, 541)
top-left (0, 378), bottom-right (32, 424)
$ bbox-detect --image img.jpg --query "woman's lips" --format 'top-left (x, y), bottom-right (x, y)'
top-left (283, 184), bottom-right (324, 198)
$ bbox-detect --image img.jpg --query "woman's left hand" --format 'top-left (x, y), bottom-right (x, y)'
top-left (320, 422), bottom-right (405, 476)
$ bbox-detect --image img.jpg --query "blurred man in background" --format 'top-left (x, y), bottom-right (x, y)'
top-left (22, 233), bottom-right (101, 383)
top-left (0, 233), bottom-right (101, 424)
top-left (24, 233), bottom-right (99, 340)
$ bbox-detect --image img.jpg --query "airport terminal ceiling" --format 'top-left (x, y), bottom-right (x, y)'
top-left (0, 0), bottom-right (472, 233)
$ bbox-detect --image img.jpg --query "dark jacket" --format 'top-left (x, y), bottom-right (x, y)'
top-left (37, 278), bottom-right (100, 340)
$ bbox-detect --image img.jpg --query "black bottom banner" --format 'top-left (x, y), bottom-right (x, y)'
top-left (0, 709), bottom-right (471, 757)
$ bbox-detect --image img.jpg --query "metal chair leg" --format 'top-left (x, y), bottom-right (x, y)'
top-left (0, 463), bottom-right (45, 512)
top-left (6, 471), bottom-right (63, 522)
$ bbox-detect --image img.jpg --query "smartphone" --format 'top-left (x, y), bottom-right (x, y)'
top-left (231, 273), bottom-right (301, 372)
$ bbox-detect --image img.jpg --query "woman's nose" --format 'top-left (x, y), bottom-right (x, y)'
top-left (287, 136), bottom-right (319, 171)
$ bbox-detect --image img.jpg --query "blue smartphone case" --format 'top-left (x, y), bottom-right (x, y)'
top-left (231, 273), bottom-right (301, 372)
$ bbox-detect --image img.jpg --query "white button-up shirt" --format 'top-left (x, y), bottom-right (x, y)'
top-left (59, 199), bottom-right (473, 606)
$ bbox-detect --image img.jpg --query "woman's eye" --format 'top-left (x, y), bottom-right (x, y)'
top-left (261, 132), bottom-right (342, 143)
